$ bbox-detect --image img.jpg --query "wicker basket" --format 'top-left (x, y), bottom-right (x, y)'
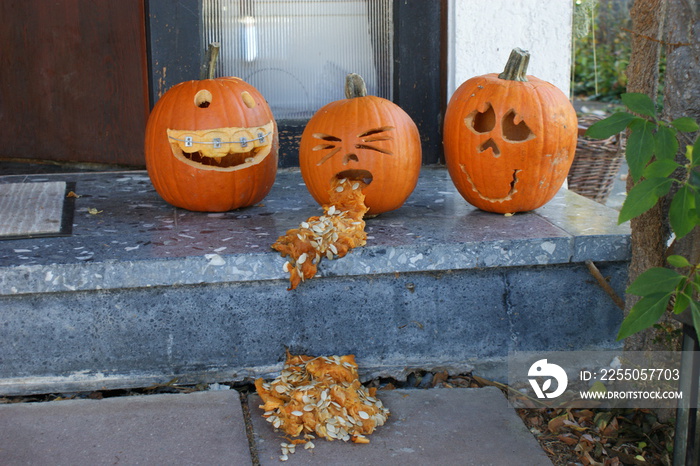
top-left (567, 116), bottom-right (625, 204)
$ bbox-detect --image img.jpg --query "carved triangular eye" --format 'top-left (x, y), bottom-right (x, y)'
top-left (502, 110), bottom-right (535, 142)
top-left (465, 103), bottom-right (496, 134)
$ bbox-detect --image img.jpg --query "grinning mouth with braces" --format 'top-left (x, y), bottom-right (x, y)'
top-left (167, 121), bottom-right (274, 171)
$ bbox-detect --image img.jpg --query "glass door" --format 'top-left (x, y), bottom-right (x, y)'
top-left (201, 0), bottom-right (393, 120)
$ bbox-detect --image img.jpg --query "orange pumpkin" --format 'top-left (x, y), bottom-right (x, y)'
top-left (145, 77), bottom-right (278, 212)
top-left (299, 74), bottom-right (421, 215)
top-left (443, 48), bottom-right (577, 213)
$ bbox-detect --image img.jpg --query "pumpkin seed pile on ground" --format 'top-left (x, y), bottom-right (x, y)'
top-left (255, 352), bottom-right (390, 460)
top-left (272, 177), bottom-right (369, 289)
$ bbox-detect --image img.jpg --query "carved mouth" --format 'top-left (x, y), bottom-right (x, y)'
top-left (460, 164), bottom-right (521, 203)
top-left (167, 121), bottom-right (274, 171)
top-left (334, 169), bottom-right (373, 186)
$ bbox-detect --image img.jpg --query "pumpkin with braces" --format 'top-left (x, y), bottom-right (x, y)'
top-left (145, 77), bottom-right (278, 212)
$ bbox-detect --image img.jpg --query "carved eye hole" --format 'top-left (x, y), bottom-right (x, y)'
top-left (312, 133), bottom-right (342, 165)
top-left (356, 126), bottom-right (394, 155)
top-left (195, 90), bottom-right (213, 108)
top-left (502, 110), bottom-right (535, 142)
top-left (241, 91), bottom-right (256, 109)
top-left (465, 103), bottom-right (496, 134)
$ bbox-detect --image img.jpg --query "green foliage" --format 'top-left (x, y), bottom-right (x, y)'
top-left (573, 31), bottom-right (630, 101)
top-left (571, 0), bottom-right (665, 103)
top-left (585, 92), bottom-right (700, 341)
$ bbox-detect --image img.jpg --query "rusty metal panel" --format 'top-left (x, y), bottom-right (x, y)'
top-left (0, 0), bottom-right (149, 166)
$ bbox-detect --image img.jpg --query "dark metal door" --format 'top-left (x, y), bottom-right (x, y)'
top-left (0, 0), bottom-right (150, 166)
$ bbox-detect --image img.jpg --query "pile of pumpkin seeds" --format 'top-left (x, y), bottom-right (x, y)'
top-left (255, 353), bottom-right (389, 461)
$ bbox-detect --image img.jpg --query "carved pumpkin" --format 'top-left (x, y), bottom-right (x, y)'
top-left (299, 74), bottom-right (421, 215)
top-left (145, 77), bottom-right (278, 212)
top-left (443, 48), bottom-right (577, 213)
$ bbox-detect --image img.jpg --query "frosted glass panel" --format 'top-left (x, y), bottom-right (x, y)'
top-left (202, 0), bottom-right (393, 119)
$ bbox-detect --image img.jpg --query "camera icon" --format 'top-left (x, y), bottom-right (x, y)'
top-left (528, 359), bottom-right (568, 399)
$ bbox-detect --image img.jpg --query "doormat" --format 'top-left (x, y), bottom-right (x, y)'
top-left (0, 181), bottom-right (76, 239)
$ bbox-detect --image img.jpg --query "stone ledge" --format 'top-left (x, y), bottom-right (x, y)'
top-left (0, 167), bottom-right (629, 296)
top-left (0, 167), bottom-right (630, 395)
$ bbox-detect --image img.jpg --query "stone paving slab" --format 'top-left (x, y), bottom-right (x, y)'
top-left (249, 387), bottom-right (552, 465)
top-left (0, 390), bottom-right (251, 465)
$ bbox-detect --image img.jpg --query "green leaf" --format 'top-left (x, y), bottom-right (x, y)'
top-left (671, 117), bottom-right (700, 133)
top-left (667, 255), bottom-right (691, 268)
top-left (673, 291), bottom-right (691, 314)
top-left (693, 135), bottom-right (700, 167)
top-left (669, 185), bottom-right (697, 239)
top-left (690, 301), bottom-right (700, 343)
top-left (617, 292), bottom-right (673, 340)
top-left (622, 93), bottom-right (657, 118)
top-left (691, 170), bottom-right (700, 209)
top-left (626, 267), bottom-right (684, 296)
top-left (689, 169), bottom-right (700, 189)
top-left (643, 159), bottom-right (680, 179)
top-left (626, 120), bottom-right (656, 181)
top-left (654, 126), bottom-right (679, 160)
top-left (618, 178), bottom-right (674, 224)
top-left (585, 112), bottom-right (636, 139)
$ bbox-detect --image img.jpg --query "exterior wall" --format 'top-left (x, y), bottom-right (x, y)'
top-left (448, 0), bottom-right (574, 99)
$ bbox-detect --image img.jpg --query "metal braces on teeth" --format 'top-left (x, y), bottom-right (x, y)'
top-left (169, 131), bottom-right (272, 147)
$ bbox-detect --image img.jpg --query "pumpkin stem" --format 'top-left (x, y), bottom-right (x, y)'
top-left (345, 73), bottom-right (368, 98)
top-left (200, 42), bottom-right (221, 80)
top-left (498, 48), bottom-right (530, 82)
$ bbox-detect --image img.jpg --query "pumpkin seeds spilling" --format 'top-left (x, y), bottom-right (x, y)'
top-left (255, 352), bottom-right (390, 459)
top-left (272, 178), bottom-right (369, 289)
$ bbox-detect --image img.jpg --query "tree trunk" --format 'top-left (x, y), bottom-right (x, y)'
top-left (663, 0), bottom-right (700, 287)
top-left (624, 0), bottom-right (672, 351)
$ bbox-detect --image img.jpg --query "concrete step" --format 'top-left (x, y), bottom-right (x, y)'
top-left (0, 387), bottom-right (552, 465)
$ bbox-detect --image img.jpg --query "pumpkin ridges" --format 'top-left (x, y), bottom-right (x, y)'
top-left (155, 82), bottom-right (205, 207)
top-left (145, 82), bottom-right (183, 205)
top-left (530, 79), bottom-right (577, 210)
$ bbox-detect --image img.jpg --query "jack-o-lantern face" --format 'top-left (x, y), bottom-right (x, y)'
top-left (443, 49), bottom-right (577, 213)
top-left (145, 77), bottom-right (278, 212)
top-left (309, 124), bottom-right (395, 184)
top-left (300, 74), bottom-right (421, 215)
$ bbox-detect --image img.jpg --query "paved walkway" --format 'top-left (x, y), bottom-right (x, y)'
top-left (0, 387), bottom-right (551, 465)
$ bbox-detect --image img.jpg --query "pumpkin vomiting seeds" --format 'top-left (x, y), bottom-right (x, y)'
top-left (272, 177), bottom-right (369, 290)
top-left (255, 352), bottom-right (390, 458)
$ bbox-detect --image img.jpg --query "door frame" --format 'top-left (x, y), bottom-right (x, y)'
top-left (146, 0), bottom-right (445, 166)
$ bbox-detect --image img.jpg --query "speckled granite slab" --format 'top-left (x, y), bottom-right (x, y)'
top-left (0, 167), bottom-right (629, 296)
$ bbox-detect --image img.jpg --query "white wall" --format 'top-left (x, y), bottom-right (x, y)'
top-left (447, 0), bottom-right (574, 99)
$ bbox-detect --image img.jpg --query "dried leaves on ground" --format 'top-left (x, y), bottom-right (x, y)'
top-left (384, 371), bottom-right (675, 466)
